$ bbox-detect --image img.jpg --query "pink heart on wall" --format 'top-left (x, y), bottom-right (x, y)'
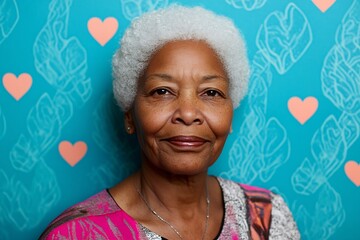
top-left (312, 0), bottom-right (336, 12)
top-left (2, 73), bottom-right (32, 100)
top-left (288, 96), bottom-right (318, 124)
top-left (88, 17), bottom-right (118, 46)
top-left (345, 161), bottom-right (360, 187)
top-left (59, 141), bottom-right (87, 167)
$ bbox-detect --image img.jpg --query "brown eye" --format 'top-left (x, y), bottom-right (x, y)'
top-left (204, 89), bottom-right (222, 97)
top-left (150, 88), bottom-right (171, 96)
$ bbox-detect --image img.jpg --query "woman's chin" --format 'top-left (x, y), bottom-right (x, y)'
top-left (157, 161), bottom-right (210, 177)
top-left (143, 151), bottom-right (217, 177)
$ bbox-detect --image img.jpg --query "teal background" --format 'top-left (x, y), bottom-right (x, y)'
top-left (1, 0), bottom-right (359, 239)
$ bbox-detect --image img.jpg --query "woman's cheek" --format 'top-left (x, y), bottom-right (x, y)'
top-left (207, 102), bottom-right (233, 135)
top-left (137, 106), bottom-right (172, 133)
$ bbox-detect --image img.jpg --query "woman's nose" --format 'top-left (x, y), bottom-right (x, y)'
top-left (171, 94), bottom-right (204, 125)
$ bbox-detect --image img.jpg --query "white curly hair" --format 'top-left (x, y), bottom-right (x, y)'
top-left (112, 5), bottom-right (249, 112)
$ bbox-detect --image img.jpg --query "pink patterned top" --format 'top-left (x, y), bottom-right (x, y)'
top-left (40, 177), bottom-right (300, 240)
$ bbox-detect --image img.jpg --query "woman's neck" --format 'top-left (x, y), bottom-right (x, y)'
top-left (137, 162), bottom-right (210, 218)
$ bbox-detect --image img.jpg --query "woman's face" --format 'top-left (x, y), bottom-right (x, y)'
top-left (127, 40), bottom-right (233, 175)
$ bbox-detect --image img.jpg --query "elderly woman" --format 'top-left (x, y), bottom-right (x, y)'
top-left (40, 5), bottom-right (300, 240)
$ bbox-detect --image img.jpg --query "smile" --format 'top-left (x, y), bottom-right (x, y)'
top-left (163, 136), bottom-right (209, 148)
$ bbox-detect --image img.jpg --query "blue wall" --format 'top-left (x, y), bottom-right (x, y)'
top-left (1, 0), bottom-right (359, 239)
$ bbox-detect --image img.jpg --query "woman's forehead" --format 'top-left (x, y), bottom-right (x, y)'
top-left (144, 73), bottom-right (228, 83)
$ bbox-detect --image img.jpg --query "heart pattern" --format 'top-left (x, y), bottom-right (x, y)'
top-left (2, 73), bottom-right (32, 100)
top-left (288, 96), bottom-right (318, 124)
top-left (312, 0), bottom-right (336, 12)
top-left (1, 1), bottom-right (359, 239)
top-left (59, 141), bottom-right (87, 167)
top-left (345, 161), bottom-right (360, 187)
top-left (88, 17), bottom-right (118, 46)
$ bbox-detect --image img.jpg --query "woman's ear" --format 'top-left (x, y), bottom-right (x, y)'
top-left (124, 110), bottom-right (135, 134)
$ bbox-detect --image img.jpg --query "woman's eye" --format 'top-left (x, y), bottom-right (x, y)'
top-left (204, 90), bottom-right (221, 97)
top-left (151, 88), bottom-right (170, 95)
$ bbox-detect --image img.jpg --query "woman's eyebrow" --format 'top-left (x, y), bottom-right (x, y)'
top-left (202, 75), bottom-right (228, 81)
top-left (145, 73), bottom-right (173, 81)
top-left (145, 73), bottom-right (228, 81)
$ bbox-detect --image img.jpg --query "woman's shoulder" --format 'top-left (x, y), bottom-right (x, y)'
top-left (268, 192), bottom-right (301, 239)
top-left (50, 190), bottom-right (119, 223)
top-left (216, 177), bottom-right (290, 199)
top-left (216, 177), bottom-right (300, 239)
top-left (39, 190), bottom-right (141, 240)
top-left (216, 177), bottom-right (294, 213)
top-left (216, 177), bottom-right (271, 197)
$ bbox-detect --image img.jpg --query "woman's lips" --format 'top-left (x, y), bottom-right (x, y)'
top-left (163, 136), bottom-right (208, 147)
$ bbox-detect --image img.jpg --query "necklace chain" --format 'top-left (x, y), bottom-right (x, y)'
top-left (136, 183), bottom-right (210, 240)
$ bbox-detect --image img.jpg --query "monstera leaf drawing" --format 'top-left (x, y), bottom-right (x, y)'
top-left (260, 118), bottom-right (290, 182)
top-left (336, 0), bottom-right (359, 48)
top-left (294, 183), bottom-right (345, 240)
top-left (322, 45), bottom-right (360, 115)
top-left (247, 52), bottom-right (272, 110)
top-left (338, 112), bottom-right (359, 147)
top-left (292, 115), bottom-right (347, 195)
top-left (121, 0), bottom-right (168, 20)
top-left (0, 0), bottom-right (19, 44)
top-left (226, 108), bottom-right (265, 183)
top-left (322, 0), bottom-right (360, 115)
top-left (291, 157), bottom-right (321, 195)
top-left (225, 0), bottom-right (267, 11)
top-left (10, 94), bottom-right (61, 173)
top-left (0, 164), bottom-right (59, 230)
top-left (311, 115), bottom-right (347, 178)
top-left (33, 0), bottom-right (91, 105)
top-left (256, 3), bottom-right (312, 74)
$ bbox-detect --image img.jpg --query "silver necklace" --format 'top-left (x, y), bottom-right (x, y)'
top-left (136, 184), bottom-right (210, 240)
